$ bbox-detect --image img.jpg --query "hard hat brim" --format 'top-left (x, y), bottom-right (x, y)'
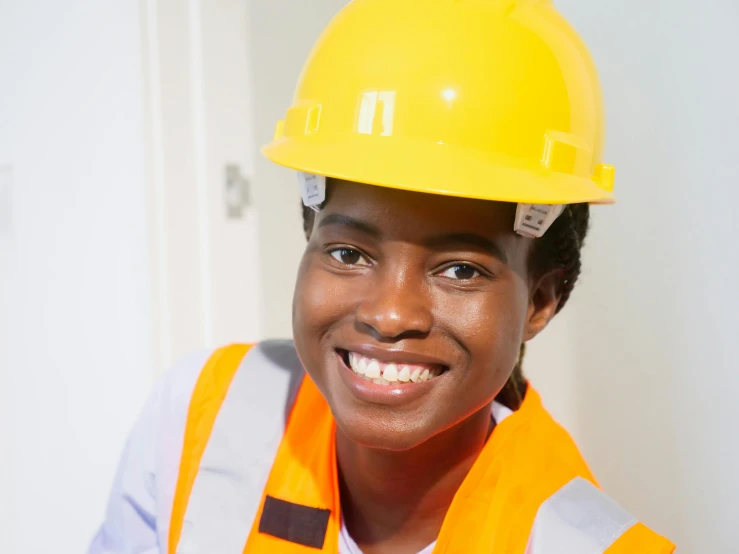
top-left (263, 135), bottom-right (614, 206)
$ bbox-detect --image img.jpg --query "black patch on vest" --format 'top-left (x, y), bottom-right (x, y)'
top-left (259, 495), bottom-right (331, 549)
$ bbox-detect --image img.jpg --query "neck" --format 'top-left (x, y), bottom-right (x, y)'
top-left (336, 403), bottom-right (494, 553)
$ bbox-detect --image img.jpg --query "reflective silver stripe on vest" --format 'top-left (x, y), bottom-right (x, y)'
top-left (176, 341), bottom-right (304, 554)
top-left (525, 477), bottom-right (638, 554)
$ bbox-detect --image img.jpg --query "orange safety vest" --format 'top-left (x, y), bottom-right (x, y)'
top-left (168, 343), bottom-right (674, 554)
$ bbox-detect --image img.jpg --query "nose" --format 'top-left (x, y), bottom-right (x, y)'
top-left (355, 269), bottom-right (433, 340)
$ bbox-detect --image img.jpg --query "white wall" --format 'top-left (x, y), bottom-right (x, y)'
top-left (545, 1), bottom-right (739, 551)
top-left (0, 2), bottom-right (154, 552)
top-left (0, 1), bottom-right (267, 551)
top-left (247, 0), bottom-right (349, 338)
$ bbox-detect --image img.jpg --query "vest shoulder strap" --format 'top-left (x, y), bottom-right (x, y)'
top-left (168, 341), bottom-right (305, 554)
top-left (435, 389), bottom-right (675, 553)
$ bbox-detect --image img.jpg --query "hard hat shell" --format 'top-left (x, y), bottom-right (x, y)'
top-left (263, 0), bottom-right (615, 205)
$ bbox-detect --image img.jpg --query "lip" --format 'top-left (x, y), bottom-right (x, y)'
top-left (334, 349), bottom-right (446, 406)
top-left (339, 343), bottom-right (450, 368)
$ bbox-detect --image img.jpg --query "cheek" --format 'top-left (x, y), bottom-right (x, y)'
top-left (293, 253), bottom-right (366, 377)
top-left (436, 278), bottom-right (529, 389)
top-left (294, 255), bottom-right (355, 337)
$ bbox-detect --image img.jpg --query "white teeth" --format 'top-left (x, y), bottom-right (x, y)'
top-left (346, 351), bottom-right (444, 384)
top-left (349, 352), bottom-right (365, 375)
top-left (397, 365), bottom-right (411, 382)
top-left (365, 360), bottom-right (381, 379)
top-left (410, 367), bottom-right (422, 382)
top-left (383, 364), bottom-right (399, 382)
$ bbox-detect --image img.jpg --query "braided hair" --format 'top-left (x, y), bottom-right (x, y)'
top-left (301, 196), bottom-right (590, 411)
top-left (495, 203), bottom-right (590, 409)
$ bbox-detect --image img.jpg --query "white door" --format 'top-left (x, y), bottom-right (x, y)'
top-left (142, 0), bottom-right (263, 371)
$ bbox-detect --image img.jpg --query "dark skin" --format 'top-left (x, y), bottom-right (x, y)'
top-left (292, 180), bottom-right (563, 554)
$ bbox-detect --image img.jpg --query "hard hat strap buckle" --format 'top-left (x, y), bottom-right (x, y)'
top-left (514, 203), bottom-right (565, 238)
top-left (298, 172), bottom-right (564, 237)
top-left (297, 172), bottom-right (326, 211)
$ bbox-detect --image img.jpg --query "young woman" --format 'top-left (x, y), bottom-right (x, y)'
top-left (90, 0), bottom-right (675, 552)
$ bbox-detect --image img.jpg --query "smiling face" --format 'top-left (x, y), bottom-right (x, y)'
top-left (293, 180), bottom-right (549, 451)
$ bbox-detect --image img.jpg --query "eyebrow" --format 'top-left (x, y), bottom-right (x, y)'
top-left (424, 233), bottom-right (508, 263)
top-left (317, 214), bottom-right (382, 238)
top-left (317, 214), bottom-right (507, 263)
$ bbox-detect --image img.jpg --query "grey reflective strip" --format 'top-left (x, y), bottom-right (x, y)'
top-left (176, 340), bottom-right (305, 554)
top-left (526, 477), bottom-right (638, 554)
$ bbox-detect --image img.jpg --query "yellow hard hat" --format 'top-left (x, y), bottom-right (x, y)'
top-left (262, 0), bottom-right (615, 206)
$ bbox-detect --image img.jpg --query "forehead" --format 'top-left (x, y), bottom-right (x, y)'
top-left (321, 180), bottom-right (517, 240)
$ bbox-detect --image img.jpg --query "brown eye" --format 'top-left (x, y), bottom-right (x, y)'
top-left (329, 248), bottom-right (369, 266)
top-left (440, 264), bottom-right (480, 280)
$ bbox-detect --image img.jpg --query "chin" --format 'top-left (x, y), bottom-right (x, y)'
top-left (333, 406), bottom-right (434, 451)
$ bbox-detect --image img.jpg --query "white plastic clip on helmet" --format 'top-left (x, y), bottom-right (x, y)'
top-left (298, 171), bottom-right (563, 238)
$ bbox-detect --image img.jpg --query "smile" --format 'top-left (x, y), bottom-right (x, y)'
top-left (342, 351), bottom-right (445, 385)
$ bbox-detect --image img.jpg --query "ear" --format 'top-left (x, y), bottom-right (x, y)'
top-left (523, 270), bottom-right (563, 342)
